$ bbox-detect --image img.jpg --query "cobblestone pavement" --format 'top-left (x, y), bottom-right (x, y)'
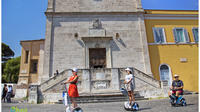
top-left (2, 94), bottom-right (198, 112)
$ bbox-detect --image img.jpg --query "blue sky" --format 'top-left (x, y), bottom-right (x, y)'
top-left (2, 0), bottom-right (199, 57)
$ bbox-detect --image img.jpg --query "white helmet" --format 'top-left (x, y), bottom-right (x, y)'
top-left (125, 67), bottom-right (132, 72)
top-left (72, 68), bottom-right (78, 72)
top-left (174, 74), bottom-right (179, 77)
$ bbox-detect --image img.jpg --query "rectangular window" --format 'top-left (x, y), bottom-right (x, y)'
top-left (30, 60), bottom-right (38, 73)
top-left (173, 28), bottom-right (189, 43)
top-left (153, 27), bottom-right (166, 43)
top-left (25, 50), bottom-right (29, 63)
top-left (192, 28), bottom-right (198, 42)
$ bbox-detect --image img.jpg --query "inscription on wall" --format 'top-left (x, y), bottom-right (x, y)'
top-left (93, 81), bottom-right (108, 89)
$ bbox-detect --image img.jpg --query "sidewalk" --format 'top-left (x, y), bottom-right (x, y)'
top-left (2, 94), bottom-right (198, 112)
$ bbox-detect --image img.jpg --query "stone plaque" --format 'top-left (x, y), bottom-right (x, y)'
top-left (89, 29), bottom-right (106, 37)
top-left (96, 73), bottom-right (105, 80)
top-left (94, 81), bottom-right (107, 89)
top-left (180, 58), bottom-right (187, 62)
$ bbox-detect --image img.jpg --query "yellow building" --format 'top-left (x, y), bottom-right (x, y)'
top-left (18, 39), bottom-right (44, 86)
top-left (144, 10), bottom-right (198, 92)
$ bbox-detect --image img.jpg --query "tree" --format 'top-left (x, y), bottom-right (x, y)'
top-left (2, 56), bottom-right (20, 83)
top-left (2, 42), bottom-right (15, 62)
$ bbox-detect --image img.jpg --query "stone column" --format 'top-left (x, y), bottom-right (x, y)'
top-left (46, 0), bottom-right (54, 12)
top-left (106, 40), bottom-right (113, 68)
top-left (28, 85), bottom-right (38, 104)
top-left (81, 69), bottom-right (91, 93)
top-left (111, 68), bottom-right (120, 90)
top-left (38, 44), bottom-right (44, 85)
top-left (138, 14), bottom-right (153, 76)
top-left (42, 16), bottom-right (53, 82)
top-left (136, 0), bottom-right (143, 10)
top-left (161, 80), bottom-right (170, 97)
top-left (85, 46), bottom-right (89, 69)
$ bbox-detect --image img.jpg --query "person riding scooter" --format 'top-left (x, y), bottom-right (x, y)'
top-left (168, 74), bottom-right (186, 106)
top-left (121, 68), bottom-right (139, 111)
top-left (169, 74), bottom-right (184, 99)
top-left (124, 68), bottom-right (135, 107)
top-left (63, 68), bottom-right (79, 109)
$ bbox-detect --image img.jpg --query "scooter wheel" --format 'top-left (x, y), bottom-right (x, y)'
top-left (72, 107), bottom-right (83, 112)
top-left (182, 102), bottom-right (187, 106)
top-left (171, 103), bottom-right (175, 107)
top-left (124, 106), bottom-right (130, 111)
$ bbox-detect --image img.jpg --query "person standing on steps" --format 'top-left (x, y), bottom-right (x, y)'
top-left (63, 68), bottom-right (79, 109)
top-left (56, 70), bottom-right (59, 76)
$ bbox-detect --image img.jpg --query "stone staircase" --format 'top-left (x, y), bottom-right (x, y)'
top-left (37, 68), bottom-right (164, 104)
top-left (39, 69), bottom-right (69, 92)
top-left (58, 91), bottom-right (147, 104)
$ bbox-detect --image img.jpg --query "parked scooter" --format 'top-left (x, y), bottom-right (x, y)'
top-left (169, 92), bottom-right (187, 107)
top-left (62, 83), bottom-right (83, 112)
top-left (120, 88), bottom-right (139, 111)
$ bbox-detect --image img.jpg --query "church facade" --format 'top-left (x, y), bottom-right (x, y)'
top-left (41, 0), bottom-right (152, 82)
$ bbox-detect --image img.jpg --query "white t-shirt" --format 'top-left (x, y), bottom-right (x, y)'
top-left (8, 87), bottom-right (12, 93)
top-left (125, 74), bottom-right (133, 83)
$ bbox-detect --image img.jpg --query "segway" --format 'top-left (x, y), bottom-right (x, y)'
top-left (120, 88), bottom-right (139, 111)
top-left (169, 90), bottom-right (187, 107)
top-left (62, 84), bottom-right (83, 112)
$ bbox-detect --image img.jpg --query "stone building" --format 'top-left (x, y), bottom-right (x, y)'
top-left (15, 39), bottom-right (44, 98)
top-left (42, 0), bottom-right (152, 82)
top-left (15, 0), bottom-right (198, 103)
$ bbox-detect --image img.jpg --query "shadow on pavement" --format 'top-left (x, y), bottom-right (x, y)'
top-left (138, 107), bottom-right (151, 111)
top-left (170, 104), bottom-right (194, 108)
top-left (186, 104), bottom-right (194, 106)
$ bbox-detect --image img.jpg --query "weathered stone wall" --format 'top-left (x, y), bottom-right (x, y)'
top-left (47, 0), bottom-right (143, 13)
top-left (43, 14), bottom-right (152, 78)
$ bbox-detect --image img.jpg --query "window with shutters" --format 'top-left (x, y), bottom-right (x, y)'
top-left (152, 27), bottom-right (166, 43)
top-left (24, 50), bottom-right (29, 63)
top-left (173, 28), bottom-right (189, 43)
top-left (192, 28), bottom-right (198, 43)
top-left (30, 60), bottom-right (38, 73)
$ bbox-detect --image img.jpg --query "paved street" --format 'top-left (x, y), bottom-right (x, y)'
top-left (2, 94), bottom-right (198, 112)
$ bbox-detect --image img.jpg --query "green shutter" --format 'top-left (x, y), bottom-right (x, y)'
top-left (173, 28), bottom-right (179, 43)
top-left (184, 29), bottom-right (190, 43)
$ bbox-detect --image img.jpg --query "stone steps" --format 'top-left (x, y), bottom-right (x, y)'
top-left (58, 92), bottom-right (147, 104)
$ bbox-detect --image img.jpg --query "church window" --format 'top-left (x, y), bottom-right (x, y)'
top-left (25, 50), bottom-right (29, 63)
top-left (192, 28), bottom-right (198, 43)
top-left (153, 27), bottom-right (166, 43)
top-left (173, 28), bottom-right (189, 43)
top-left (30, 60), bottom-right (38, 73)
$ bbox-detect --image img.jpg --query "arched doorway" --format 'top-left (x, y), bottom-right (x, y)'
top-left (159, 64), bottom-right (172, 86)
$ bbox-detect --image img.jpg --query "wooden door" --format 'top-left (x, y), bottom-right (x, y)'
top-left (89, 48), bottom-right (106, 68)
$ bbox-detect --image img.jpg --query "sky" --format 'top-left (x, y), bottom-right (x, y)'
top-left (2, 0), bottom-right (199, 57)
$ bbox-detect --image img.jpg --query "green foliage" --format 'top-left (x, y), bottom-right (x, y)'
top-left (2, 42), bottom-right (15, 62)
top-left (2, 56), bottom-right (20, 83)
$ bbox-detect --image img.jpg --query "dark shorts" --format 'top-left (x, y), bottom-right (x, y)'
top-left (172, 90), bottom-right (183, 95)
